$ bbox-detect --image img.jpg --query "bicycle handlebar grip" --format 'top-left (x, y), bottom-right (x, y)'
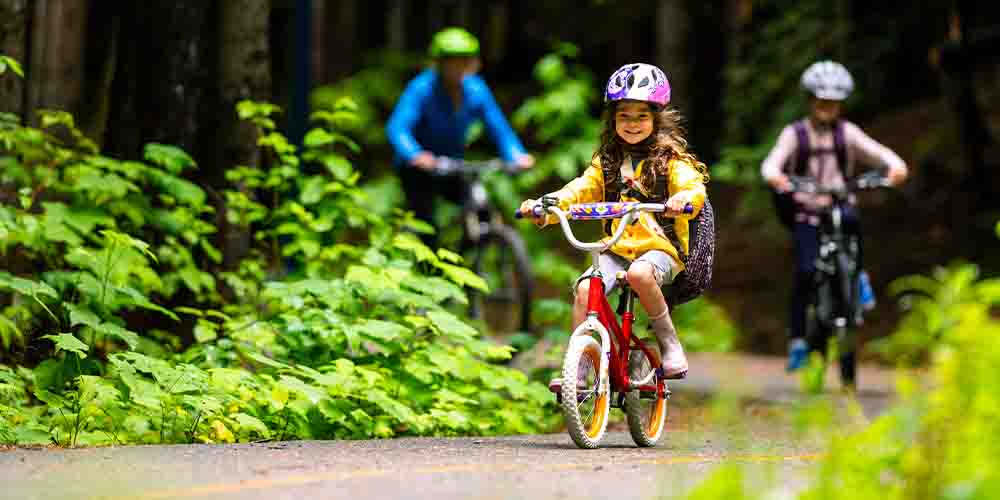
top-left (514, 207), bottom-right (545, 219)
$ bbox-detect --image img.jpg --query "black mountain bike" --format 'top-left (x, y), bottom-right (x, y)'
top-left (789, 169), bottom-right (891, 389)
top-left (433, 157), bottom-right (534, 334)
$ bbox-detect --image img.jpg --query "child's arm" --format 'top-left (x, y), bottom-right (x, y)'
top-left (526, 162), bottom-right (605, 226)
top-left (844, 122), bottom-right (908, 186)
top-left (667, 159), bottom-right (707, 218)
top-left (760, 125), bottom-right (796, 191)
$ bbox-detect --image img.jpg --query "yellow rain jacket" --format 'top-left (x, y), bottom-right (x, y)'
top-left (544, 157), bottom-right (707, 271)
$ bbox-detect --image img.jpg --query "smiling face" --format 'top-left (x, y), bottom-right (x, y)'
top-left (614, 101), bottom-right (655, 144)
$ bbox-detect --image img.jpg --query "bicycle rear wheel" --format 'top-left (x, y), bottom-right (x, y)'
top-left (624, 348), bottom-right (668, 447)
top-left (466, 223), bottom-right (534, 334)
top-left (561, 336), bottom-right (610, 449)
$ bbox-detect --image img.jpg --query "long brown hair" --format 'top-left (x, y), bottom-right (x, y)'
top-left (593, 102), bottom-right (709, 195)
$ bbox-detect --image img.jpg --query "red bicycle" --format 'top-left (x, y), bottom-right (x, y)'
top-left (518, 197), bottom-right (692, 448)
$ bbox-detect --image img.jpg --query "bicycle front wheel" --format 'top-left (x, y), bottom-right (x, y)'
top-left (624, 348), bottom-right (668, 447)
top-left (561, 336), bottom-right (610, 449)
top-left (467, 223), bottom-right (534, 334)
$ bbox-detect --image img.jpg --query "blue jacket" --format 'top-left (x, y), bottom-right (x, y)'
top-left (386, 69), bottom-right (526, 167)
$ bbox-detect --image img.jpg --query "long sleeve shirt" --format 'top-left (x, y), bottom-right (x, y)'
top-left (760, 119), bottom-right (906, 212)
top-left (544, 157), bottom-right (707, 270)
top-left (386, 69), bottom-right (526, 167)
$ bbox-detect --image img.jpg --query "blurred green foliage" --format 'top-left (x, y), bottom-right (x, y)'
top-left (0, 58), bottom-right (558, 445)
top-left (684, 224), bottom-right (1000, 499)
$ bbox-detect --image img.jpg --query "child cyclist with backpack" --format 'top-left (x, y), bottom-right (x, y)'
top-left (519, 63), bottom-right (710, 381)
top-left (761, 61), bottom-right (908, 371)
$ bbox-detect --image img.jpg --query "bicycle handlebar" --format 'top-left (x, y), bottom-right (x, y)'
top-left (431, 156), bottom-right (523, 177)
top-left (515, 201), bottom-right (694, 252)
top-left (787, 169), bottom-right (891, 197)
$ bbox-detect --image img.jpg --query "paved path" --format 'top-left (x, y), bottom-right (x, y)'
top-left (0, 353), bottom-right (900, 500)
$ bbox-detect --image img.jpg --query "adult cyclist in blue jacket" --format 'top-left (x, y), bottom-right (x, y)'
top-left (386, 27), bottom-right (534, 244)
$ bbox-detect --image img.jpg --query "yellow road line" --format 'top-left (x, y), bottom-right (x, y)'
top-left (137, 452), bottom-right (822, 499)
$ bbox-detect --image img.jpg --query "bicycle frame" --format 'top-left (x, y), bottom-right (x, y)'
top-left (576, 274), bottom-right (665, 399)
top-left (537, 202), bottom-right (684, 401)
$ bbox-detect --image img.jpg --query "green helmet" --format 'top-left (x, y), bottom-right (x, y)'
top-left (429, 27), bottom-right (480, 58)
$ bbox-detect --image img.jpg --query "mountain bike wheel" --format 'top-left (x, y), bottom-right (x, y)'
top-left (835, 252), bottom-right (858, 389)
top-left (561, 335), bottom-right (609, 449)
top-left (624, 348), bottom-right (667, 447)
top-left (467, 223), bottom-right (534, 334)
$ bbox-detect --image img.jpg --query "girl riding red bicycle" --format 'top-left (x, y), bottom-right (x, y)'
top-left (519, 63), bottom-right (708, 382)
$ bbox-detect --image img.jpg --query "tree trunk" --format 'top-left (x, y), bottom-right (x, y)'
top-left (483, 0), bottom-right (508, 66)
top-left (216, 0), bottom-right (272, 270)
top-left (25, 0), bottom-right (87, 122)
top-left (321, 0), bottom-right (356, 82)
top-left (103, 1), bottom-right (211, 159)
top-left (654, 0), bottom-right (690, 112)
top-left (386, 0), bottom-right (405, 51)
top-left (0, 0), bottom-right (28, 119)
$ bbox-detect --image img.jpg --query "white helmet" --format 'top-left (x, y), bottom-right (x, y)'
top-left (801, 61), bottom-right (854, 101)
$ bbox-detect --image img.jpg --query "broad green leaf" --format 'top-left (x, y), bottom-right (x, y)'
top-left (0, 272), bottom-right (58, 298)
top-left (427, 310), bottom-right (478, 341)
top-left (67, 304), bottom-right (101, 329)
top-left (303, 128), bottom-right (334, 147)
top-left (0, 315), bottom-right (23, 350)
top-left (145, 169), bottom-right (206, 206)
top-left (392, 233), bottom-right (439, 263)
top-left (436, 262), bottom-right (489, 292)
top-left (368, 389), bottom-right (418, 424)
top-left (114, 285), bottom-right (179, 320)
top-left (102, 230), bottom-right (157, 262)
top-left (400, 275), bottom-right (467, 305)
top-left (193, 320), bottom-right (218, 343)
top-left (320, 154), bottom-right (354, 181)
top-left (232, 413), bottom-right (270, 438)
top-left (0, 55), bottom-right (24, 78)
top-left (299, 176), bottom-right (327, 204)
top-left (144, 143), bottom-right (195, 174)
top-left (277, 375), bottom-right (326, 405)
top-left (43, 333), bottom-right (89, 358)
top-left (356, 319), bottom-right (411, 343)
top-left (95, 322), bottom-right (140, 349)
top-left (436, 248), bottom-right (464, 264)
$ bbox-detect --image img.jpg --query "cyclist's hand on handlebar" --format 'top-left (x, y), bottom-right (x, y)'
top-left (517, 199), bottom-right (547, 226)
top-left (515, 154), bottom-right (535, 169)
top-left (410, 151), bottom-right (436, 171)
top-left (665, 192), bottom-right (694, 215)
top-left (887, 164), bottom-right (907, 187)
top-left (767, 174), bottom-right (793, 193)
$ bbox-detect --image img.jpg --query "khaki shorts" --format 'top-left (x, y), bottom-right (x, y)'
top-left (573, 250), bottom-right (677, 296)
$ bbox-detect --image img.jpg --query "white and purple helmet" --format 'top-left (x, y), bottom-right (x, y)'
top-left (604, 63), bottom-right (671, 109)
top-left (801, 61), bottom-right (854, 101)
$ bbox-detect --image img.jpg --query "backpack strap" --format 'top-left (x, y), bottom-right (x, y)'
top-left (792, 120), bottom-right (810, 176)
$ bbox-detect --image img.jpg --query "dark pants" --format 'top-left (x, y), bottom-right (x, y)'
top-left (789, 206), bottom-right (862, 340)
top-left (398, 166), bottom-right (467, 247)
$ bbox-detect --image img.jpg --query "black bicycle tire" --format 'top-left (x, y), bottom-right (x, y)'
top-left (467, 223), bottom-right (535, 333)
top-left (834, 251), bottom-right (858, 387)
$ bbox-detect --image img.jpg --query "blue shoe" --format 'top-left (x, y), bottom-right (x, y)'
top-left (786, 338), bottom-right (808, 372)
top-left (858, 271), bottom-right (876, 311)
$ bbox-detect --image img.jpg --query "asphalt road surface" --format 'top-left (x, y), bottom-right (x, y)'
top-left (1, 354), bottom-right (897, 500)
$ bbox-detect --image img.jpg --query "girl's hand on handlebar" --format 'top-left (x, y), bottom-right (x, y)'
top-left (665, 192), bottom-right (694, 215)
top-left (518, 199), bottom-right (546, 226)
